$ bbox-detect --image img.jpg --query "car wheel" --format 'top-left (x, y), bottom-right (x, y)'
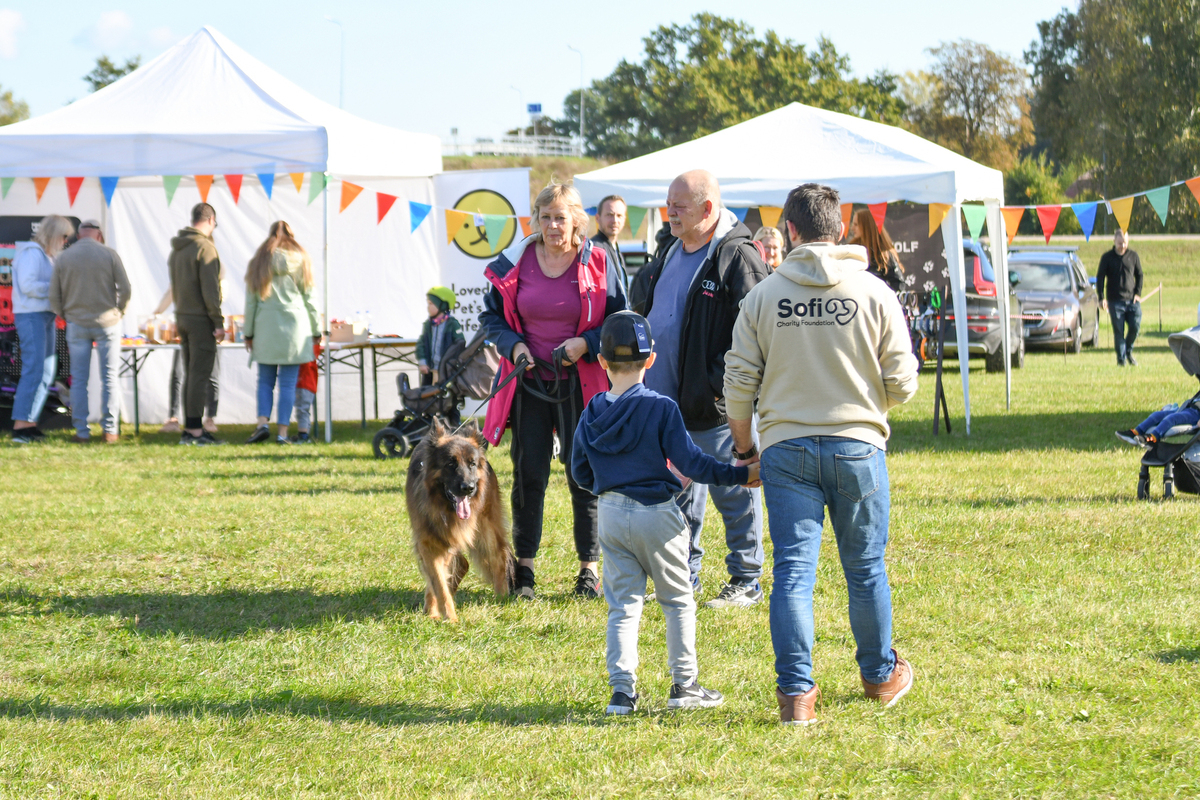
top-left (1072, 319), bottom-right (1083, 354)
top-left (1012, 333), bottom-right (1025, 369)
top-left (985, 344), bottom-right (1006, 373)
top-left (1088, 312), bottom-right (1101, 347)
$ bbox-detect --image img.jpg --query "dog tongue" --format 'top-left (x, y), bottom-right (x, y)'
top-left (455, 496), bottom-right (472, 520)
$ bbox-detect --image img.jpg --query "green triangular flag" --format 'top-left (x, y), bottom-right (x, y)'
top-left (961, 204), bottom-right (987, 240)
top-left (627, 206), bottom-right (648, 236)
top-left (0, 177), bottom-right (13, 199)
top-left (483, 214), bottom-right (508, 253)
top-left (162, 175), bottom-right (181, 205)
top-left (307, 172), bottom-right (327, 205)
top-left (1145, 185), bottom-right (1171, 226)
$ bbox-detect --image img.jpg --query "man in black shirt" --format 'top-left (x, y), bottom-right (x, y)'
top-left (591, 195), bottom-right (630, 294)
top-left (1096, 229), bottom-right (1143, 366)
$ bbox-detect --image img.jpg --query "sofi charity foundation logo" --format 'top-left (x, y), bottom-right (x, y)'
top-left (777, 297), bottom-right (858, 327)
top-left (450, 190), bottom-right (518, 259)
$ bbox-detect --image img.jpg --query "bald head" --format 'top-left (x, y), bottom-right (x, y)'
top-left (667, 170), bottom-right (722, 251)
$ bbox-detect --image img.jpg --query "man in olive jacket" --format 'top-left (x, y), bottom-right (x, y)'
top-left (168, 202), bottom-right (225, 444)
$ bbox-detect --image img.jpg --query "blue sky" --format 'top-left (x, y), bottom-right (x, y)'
top-left (0, 1), bottom-right (1075, 144)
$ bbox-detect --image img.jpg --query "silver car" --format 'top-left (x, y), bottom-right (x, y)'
top-left (1008, 248), bottom-right (1102, 354)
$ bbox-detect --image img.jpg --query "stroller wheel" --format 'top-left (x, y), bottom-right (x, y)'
top-left (372, 427), bottom-right (410, 459)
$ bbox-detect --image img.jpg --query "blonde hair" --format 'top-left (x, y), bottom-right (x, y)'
top-left (753, 226), bottom-right (784, 247)
top-left (245, 220), bottom-right (312, 300)
top-left (34, 215), bottom-right (75, 258)
top-left (531, 180), bottom-right (590, 248)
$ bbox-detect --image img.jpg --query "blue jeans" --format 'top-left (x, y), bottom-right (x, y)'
top-left (1136, 407), bottom-right (1200, 439)
top-left (66, 322), bottom-right (123, 436)
top-left (675, 423), bottom-right (764, 586)
top-left (1109, 300), bottom-right (1141, 363)
top-left (13, 311), bottom-right (58, 424)
top-left (257, 364), bottom-right (300, 426)
top-left (760, 436), bottom-right (896, 694)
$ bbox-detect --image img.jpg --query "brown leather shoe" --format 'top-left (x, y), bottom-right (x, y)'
top-left (777, 686), bottom-right (819, 726)
top-left (103, 433), bottom-right (120, 444)
top-left (862, 649), bottom-right (913, 708)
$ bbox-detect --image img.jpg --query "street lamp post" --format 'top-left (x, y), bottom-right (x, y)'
top-left (325, 16), bottom-right (345, 109)
top-left (567, 45), bottom-right (584, 155)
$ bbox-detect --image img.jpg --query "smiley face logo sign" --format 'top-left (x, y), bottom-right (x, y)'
top-left (450, 190), bottom-right (518, 258)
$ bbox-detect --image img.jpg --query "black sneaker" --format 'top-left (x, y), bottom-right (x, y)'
top-left (12, 427), bottom-right (44, 444)
top-left (704, 580), bottom-right (764, 608)
top-left (180, 431), bottom-right (225, 446)
top-left (667, 680), bottom-right (724, 709)
top-left (512, 565), bottom-right (536, 600)
top-left (1115, 429), bottom-right (1144, 447)
top-left (245, 425), bottom-right (270, 444)
top-left (605, 691), bottom-right (638, 716)
top-left (574, 567), bottom-right (601, 599)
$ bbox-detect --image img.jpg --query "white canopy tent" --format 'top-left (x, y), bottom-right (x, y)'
top-left (575, 102), bottom-right (1014, 432)
top-left (0, 27), bottom-right (443, 439)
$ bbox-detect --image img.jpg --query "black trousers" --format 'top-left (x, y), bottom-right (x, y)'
top-left (176, 314), bottom-right (218, 429)
top-left (510, 375), bottom-right (599, 562)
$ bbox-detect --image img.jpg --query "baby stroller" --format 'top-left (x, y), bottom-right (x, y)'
top-left (372, 328), bottom-right (500, 459)
top-left (1137, 325), bottom-right (1200, 500)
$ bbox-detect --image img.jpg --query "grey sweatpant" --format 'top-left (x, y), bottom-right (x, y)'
top-left (598, 492), bottom-right (698, 696)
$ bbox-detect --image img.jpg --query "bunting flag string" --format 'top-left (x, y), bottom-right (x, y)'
top-left (928, 203), bottom-right (952, 237)
top-left (627, 206), bottom-right (649, 236)
top-left (65, 177), bottom-right (84, 207)
top-left (194, 175), bottom-right (213, 203)
top-left (406, 200), bottom-right (429, 231)
top-left (1070, 202), bottom-right (1097, 241)
top-left (257, 173), bottom-right (274, 200)
top-left (1145, 184), bottom-right (1171, 226)
top-left (961, 204), bottom-right (987, 240)
top-left (339, 181), bottom-right (364, 213)
top-left (1109, 196), bottom-right (1134, 232)
top-left (0, 177), bottom-right (13, 199)
top-left (1035, 205), bottom-right (1061, 244)
top-left (224, 174), bottom-right (243, 204)
top-left (99, 177), bottom-right (118, 207)
top-left (307, 172), bottom-right (325, 205)
top-left (1000, 207), bottom-right (1025, 245)
top-left (32, 177), bottom-right (49, 202)
top-left (290, 173), bottom-right (305, 193)
top-left (759, 206), bottom-right (783, 229)
top-left (163, 175), bottom-right (181, 205)
top-left (868, 202), bottom-right (887, 231)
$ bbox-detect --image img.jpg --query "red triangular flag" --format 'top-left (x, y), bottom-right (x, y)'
top-left (519, 216), bottom-right (532, 237)
top-left (224, 174), bottom-right (243, 204)
top-left (376, 192), bottom-right (398, 224)
top-left (65, 177), bottom-right (85, 207)
top-left (1035, 205), bottom-right (1062, 244)
top-left (868, 202), bottom-right (887, 231)
top-left (195, 176), bottom-right (213, 203)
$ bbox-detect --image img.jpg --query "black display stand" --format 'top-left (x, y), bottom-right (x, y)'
top-left (932, 303), bottom-right (951, 435)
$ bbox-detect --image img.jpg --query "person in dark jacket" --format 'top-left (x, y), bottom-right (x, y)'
top-left (416, 285), bottom-right (465, 386)
top-left (1096, 229), bottom-right (1144, 366)
top-left (479, 181), bottom-right (628, 601)
top-left (168, 202), bottom-right (225, 445)
top-left (642, 169), bottom-right (770, 608)
top-left (629, 221), bottom-right (676, 315)
top-left (591, 195), bottom-right (630, 294)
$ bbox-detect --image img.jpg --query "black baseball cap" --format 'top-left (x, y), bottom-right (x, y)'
top-left (600, 311), bottom-right (653, 362)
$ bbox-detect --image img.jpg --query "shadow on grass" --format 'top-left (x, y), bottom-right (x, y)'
top-left (0, 694), bottom-right (600, 727)
top-left (890, 410), bottom-right (1162, 453)
top-left (1154, 646), bottom-right (1200, 664)
top-left (0, 587), bottom-right (507, 639)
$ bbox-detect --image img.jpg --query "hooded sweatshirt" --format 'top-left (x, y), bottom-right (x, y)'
top-left (168, 227), bottom-right (223, 330)
top-left (724, 242), bottom-right (919, 452)
top-left (11, 241), bottom-right (55, 314)
top-left (571, 382), bottom-right (749, 506)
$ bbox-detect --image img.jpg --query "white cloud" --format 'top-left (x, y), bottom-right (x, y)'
top-left (78, 10), bottom-right (134, 51)
top-left (148, 25), bottom-right (178, 48)
top-left (0, 9), bottom-right (26, 59)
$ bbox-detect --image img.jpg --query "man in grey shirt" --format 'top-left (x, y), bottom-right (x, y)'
top-left (50, 220), bottom-right (130, 443)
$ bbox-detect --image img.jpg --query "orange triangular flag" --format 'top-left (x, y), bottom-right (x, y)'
top-left (1001, 207), bottom-right (1025, 245)
top-left (759, 207), bottom-right (783, 229)
top-left (376, 192), bottom-right (398, 224)
top-left (840, 203), bottom-right (853, 234)
top-left (445, 209), bottom-right (471, 244)
top-left (224, 174), bottom-right (243, 204)
top-left (195, 176), bottom-right (213, 203)
top-left (289, 173), bottom-right (305, 192)
top-left (928, 203), bottom-right (952, 237)
top-left (33, 177), bottom-right (50, 202)
top-left (339, 181), bottom-right (364, 213)
top-left (658, 207), bottom-right (668, 222)
top-left (1186, 177), bottom-right (1200, 207)
top-left (519, 216), bottom-right (532, 237)
top-left (1109, 197), bottom-right (1134, 232)
top-left (868, 202), bottom-right (887, 231)
top-left (65, 177), bottom-right (85, 207)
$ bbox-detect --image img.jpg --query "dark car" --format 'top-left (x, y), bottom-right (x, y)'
top-left (942, 240), bottom-right (1025, 373)
top-left (1006, 248), bottom-right (1101, 354)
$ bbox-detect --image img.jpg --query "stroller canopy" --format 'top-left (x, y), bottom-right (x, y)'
top-left (1168, 326), bottom-right (1200, 377)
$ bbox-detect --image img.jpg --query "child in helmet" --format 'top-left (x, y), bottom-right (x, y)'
top-left (416, 286), bottom-right (465, 387)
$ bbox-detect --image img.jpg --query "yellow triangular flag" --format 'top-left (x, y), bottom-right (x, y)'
top-left (1001, 207), bottom-right (1025, 245)
top-left (928, 203), bottom-right (952, 237)
top-left (1109, 196), bottom-right (1134, 232)
top-left (445, 209), bottom-right (471, 244)
top-left (289, 173), bottom-right (305, 192)
top-left (759, 206), bottom-right (783, 229)
top-left (339, 181), bottom-right (364, 213)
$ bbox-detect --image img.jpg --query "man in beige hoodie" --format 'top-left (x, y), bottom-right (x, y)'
top-left (724, 184), bottom-right (919, 726)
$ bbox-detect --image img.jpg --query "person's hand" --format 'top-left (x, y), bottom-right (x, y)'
top-left (419, 364), bottom-right (430, 375)
top-left (1101, 300), bottom-right (1108, 311)
top-left (214, 328), bottom-right (226, 343)
top-left (742, 461), bottom-right (761, 488)
top-left (244, 336), bottom-right (252, 352)
top-left (511, 342), bottom-right (534, 370)
top-left (558, 337), bottom-right (588, 365)
top-left (1134, 295), bottom-right (1142, 303)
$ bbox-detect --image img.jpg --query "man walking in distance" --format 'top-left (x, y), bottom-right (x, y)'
top-left (1096, 229), bottom-right (1143, 366)
top-left (169, 203), bottom-right (225, 445)
top-left (591, 195), bottom-right (630, 294)
top-left (725, 183), bottom-right (919, 725)
top-left (50, 220), bottom-right (131, 443)
top-left (642, 169), bottom-right (770, 608)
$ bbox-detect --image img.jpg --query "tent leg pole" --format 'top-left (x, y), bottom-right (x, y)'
top-left (324, 173), bottom-right (332, 444)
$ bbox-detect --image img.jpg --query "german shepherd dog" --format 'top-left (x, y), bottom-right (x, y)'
top-left (406, 418), bottom-right (513, 622)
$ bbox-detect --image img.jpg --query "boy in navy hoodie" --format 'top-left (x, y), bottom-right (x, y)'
top-left (572, 311), bottom-right (760, 715)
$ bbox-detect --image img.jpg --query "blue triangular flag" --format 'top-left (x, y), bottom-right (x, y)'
top-left (99, 176), bottom-right (118, 206)
top-left (409, 201), bottom-right (432, 233)
top-left (730, 208), bottom-right (749, 222)
top-left (1070, 202), bottom-right (1097, 242)
top-left (584, 206), bottom-right (597, 216)
top-left (257, 173), bottom-right (274, 199)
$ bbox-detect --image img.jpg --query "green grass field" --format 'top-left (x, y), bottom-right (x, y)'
top-left (1, 255), bottom-right (1199, 797)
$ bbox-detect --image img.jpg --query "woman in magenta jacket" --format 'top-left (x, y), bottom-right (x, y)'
top-left (480, 182), bottom-right (628, 601)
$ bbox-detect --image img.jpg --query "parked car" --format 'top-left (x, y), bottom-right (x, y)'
top-left (942, 240), bottom-right (1025, 373)
top-left (1006, 248), bottom-right (1101, 354)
